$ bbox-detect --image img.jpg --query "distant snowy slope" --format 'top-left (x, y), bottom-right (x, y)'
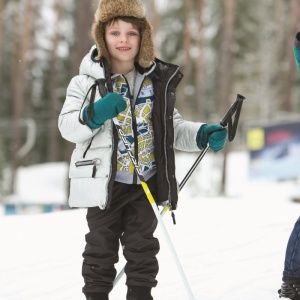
top-left (9, 162), bottom-right (68, 205)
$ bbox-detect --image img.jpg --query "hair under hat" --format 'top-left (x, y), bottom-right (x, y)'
top-left (91, 0), bottom-right (155, 68)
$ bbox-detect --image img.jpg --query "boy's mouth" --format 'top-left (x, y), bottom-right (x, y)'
top-left (117, 47), bottom-right (131, 51)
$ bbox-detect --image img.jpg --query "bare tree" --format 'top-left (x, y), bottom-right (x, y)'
top-left (0, 0), bottom-right (4, 92)
top-left (195, 0), bottom-right (205, 120)
top-left (47, 0), bottom-right (63, 162)
top-left (180, 0), bottom-right (194, 118)
top-left (151, 0), bottom-right (160, 56)
top-left (71, 0), bottom-right (94, 77)
top-left (282, 0), bottom-right (300, 111)
top-left (10, 0), bottom-right (33, 193)
top-left (218, 0), bottom-right (237, 195)
top-left (183, 0), bottom-right (193, 69)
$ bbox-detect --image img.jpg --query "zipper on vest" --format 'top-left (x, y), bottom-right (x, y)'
top-left (163, 67), bottom-right (179, 210)
top-left (132, 78), bottom-right (148, 184)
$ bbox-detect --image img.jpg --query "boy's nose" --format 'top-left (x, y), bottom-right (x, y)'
top-left (120, 34), bottom-right (128, 43)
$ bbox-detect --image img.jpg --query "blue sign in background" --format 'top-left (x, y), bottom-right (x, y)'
top-left (247, 122), bottom-right (300, 180)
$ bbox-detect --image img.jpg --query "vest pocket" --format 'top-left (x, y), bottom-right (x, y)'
top-left (75, 159), bottom-right (101, 178)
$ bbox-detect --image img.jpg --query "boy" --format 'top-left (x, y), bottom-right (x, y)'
top-left (58, 1), bottom-right (227, 299)
top-left (278, 31), bottom-right (300, 299)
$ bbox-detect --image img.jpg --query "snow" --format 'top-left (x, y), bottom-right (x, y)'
top-left (7, 162), bottom-right (69, 205)
top-left (1, 151), bottom-right (300, 300)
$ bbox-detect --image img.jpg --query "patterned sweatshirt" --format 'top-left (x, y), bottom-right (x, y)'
top-left (112, 68), bottom-right (157, 184)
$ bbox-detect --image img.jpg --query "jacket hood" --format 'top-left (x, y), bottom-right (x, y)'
top-left (79, 46), bottom-right (105, 80)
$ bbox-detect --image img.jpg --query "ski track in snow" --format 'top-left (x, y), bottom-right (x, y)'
top-left (1, 153), bottom-right (299, 299)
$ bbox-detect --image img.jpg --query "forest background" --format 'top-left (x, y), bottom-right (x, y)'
top-left (0, 0), bottom-right (300, 198)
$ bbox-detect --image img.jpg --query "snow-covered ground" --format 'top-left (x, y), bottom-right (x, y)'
top-left (1, 151), bottom-right (300, 300)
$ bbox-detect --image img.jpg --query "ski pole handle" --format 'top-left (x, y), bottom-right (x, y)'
top-left (220, 94), bottom-right (245, 127)
top-left (220, 94), bottom-right (246, 141)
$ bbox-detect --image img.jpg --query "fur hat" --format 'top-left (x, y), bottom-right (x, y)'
top-left (91, 0), bottom-right (155, 68)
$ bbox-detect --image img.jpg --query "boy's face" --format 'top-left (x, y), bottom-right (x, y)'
top-left (105, 19), bottom-right (140, 70)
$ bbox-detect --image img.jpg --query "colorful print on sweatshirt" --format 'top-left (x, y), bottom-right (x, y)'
top-left (113, 75), bottom-right (156, 173)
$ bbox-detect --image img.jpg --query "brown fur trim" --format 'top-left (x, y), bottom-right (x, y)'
top-left (95, 0), bottom-right (146, 22)
top-left (137, 18), bottom-right (155, 68)
top-left (91, 21), bottom-right (111, 64)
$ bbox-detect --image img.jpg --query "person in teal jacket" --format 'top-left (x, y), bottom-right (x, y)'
top-left (278, 32), bottom-right (300, 300)
top-left (294, 32), bottom-right (300, 70)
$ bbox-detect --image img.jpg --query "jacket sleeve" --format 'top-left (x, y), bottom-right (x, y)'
top-left (173, 108), bottom-right (205, 151)
top-left (58, 75), bottom-right (100, 144)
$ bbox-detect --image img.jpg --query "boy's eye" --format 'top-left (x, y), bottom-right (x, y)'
top-left (111, 31), bottom-right (119, 36)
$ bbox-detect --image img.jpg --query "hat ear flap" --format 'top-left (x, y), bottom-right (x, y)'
top-left (91, 21), bottom-right (111, 65)
top-left (137, 18), bottom-right (155, 68)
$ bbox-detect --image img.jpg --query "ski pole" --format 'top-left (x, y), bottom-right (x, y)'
top-left (112, 117), bottom-right (196, 300)
top-left (179, 93), bottom-right (246, 191)
top-left (114, 206), bottom-right (169, 288)
top-left (113, 93), bottom-right (246, 288)
top-left (179, 145), bottom-right (209, 191)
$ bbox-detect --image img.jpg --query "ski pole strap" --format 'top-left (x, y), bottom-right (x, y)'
top-left (78, 78), bottom-right (109, 126)
top-left (97, 78), bottom-right (108, 98)
top-left (220, 94), bottom-right (246, 142)
top-left (78, 82), bottom-right (98, 125)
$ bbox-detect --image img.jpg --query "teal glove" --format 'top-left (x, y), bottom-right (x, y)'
top-left (196, 124), bottom-right (228, 152)
top-left (294, 32), bottom-right (300, 70)
top-left (83, 92), bottom-right (126, 129)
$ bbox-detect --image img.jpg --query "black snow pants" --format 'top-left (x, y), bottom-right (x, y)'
top-left (82, 174), bottom-right (160, 295)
